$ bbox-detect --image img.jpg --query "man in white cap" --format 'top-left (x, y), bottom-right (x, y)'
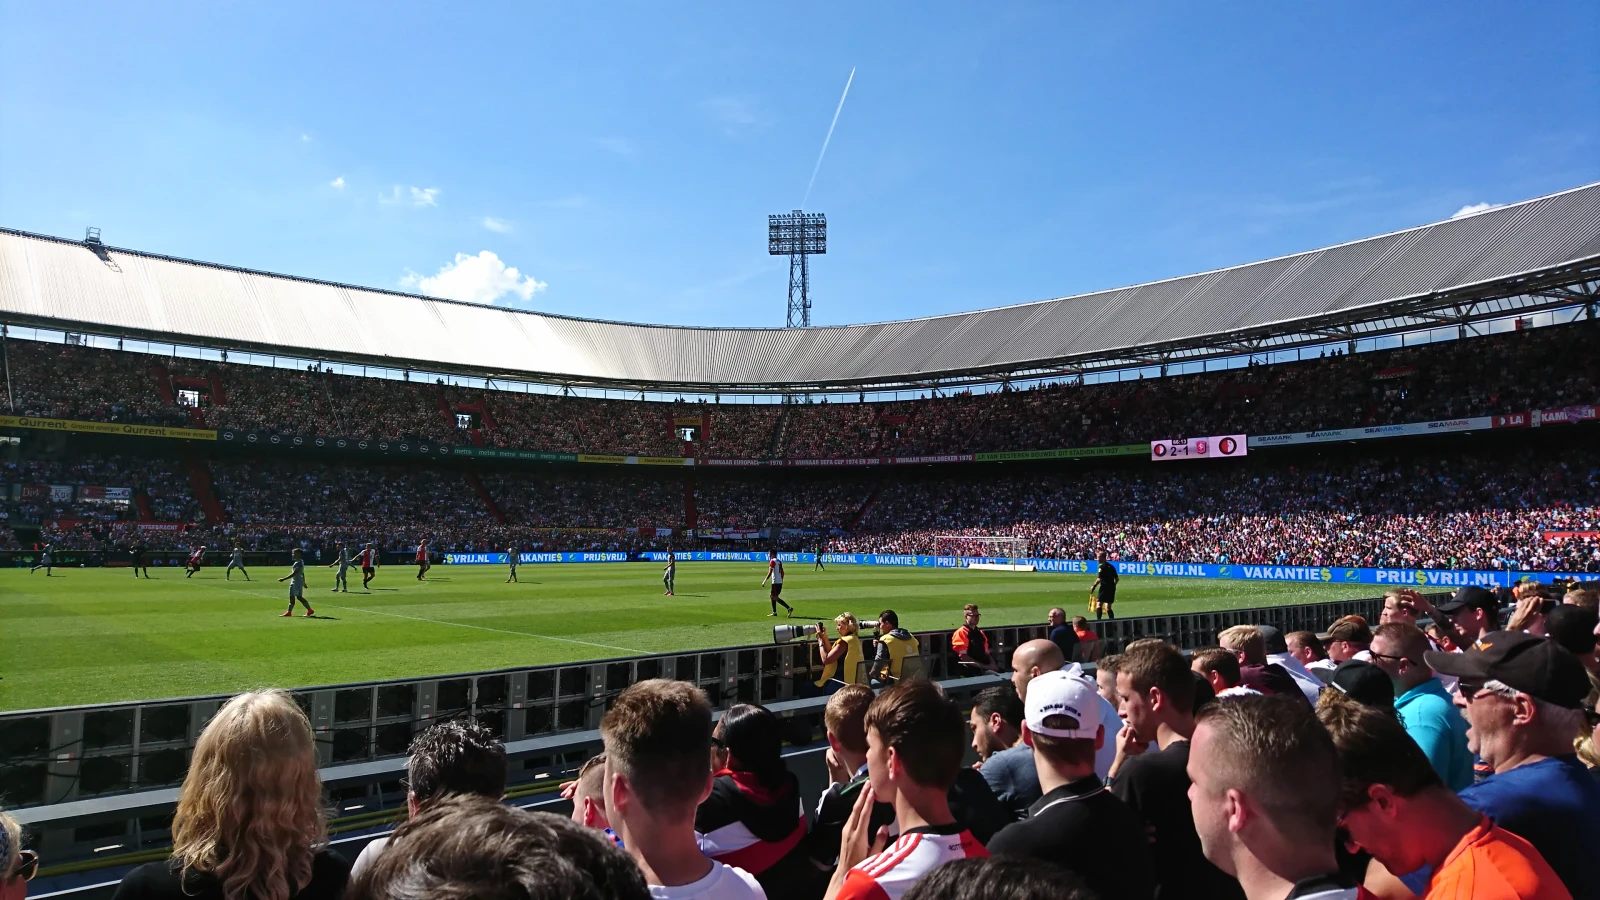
top-left (1010, 638), bottom-right (1122, 781)
top-left (987, 670), bottom-right (1155, 900)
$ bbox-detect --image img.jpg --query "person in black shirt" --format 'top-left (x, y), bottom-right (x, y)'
top-left (953, 604), bottom-right (997, 673)
top-left (1189, 695), bottom-right (1363, 900)
top-left (129, 543), bottom-right (150, 578)
top-left (1091, 551), bottom-right (1119, 620)
top-left (989, 670), bottom-right (1154, 900)
top-left (1046, 607), bottom-right (1079, 663)
top-left (1110, 641), bottom-right (1244, 900)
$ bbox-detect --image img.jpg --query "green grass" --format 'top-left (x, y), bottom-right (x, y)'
top-left (0, 561), bottom-right (1372, 711)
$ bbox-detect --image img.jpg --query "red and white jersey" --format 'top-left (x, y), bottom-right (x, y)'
top-left (360, 548), bottom-right (376, 567)
top-left (189, 549), bottom-right (203, 562)
top-left (768, 558), bottom-right (784, 584)
top-left (835, 827), bottom-right (987, 900)
top-left (415, 544), bottom-right (428, 562)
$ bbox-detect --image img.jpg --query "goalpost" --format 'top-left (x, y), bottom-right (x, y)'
top-left (934, 535), bottom-right (1035, 572)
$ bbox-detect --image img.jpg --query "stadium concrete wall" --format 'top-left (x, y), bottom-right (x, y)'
top-left (440, 551), bottom-right (1585, 588)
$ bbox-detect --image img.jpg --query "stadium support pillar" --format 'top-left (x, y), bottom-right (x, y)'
top-left (684, 475), bottom-right (698, 530)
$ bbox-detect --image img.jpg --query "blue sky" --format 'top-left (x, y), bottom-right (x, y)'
top-left (1, 2), bottom-right (1595, 328)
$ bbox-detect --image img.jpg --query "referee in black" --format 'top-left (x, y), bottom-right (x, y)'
top-left (1091, 550), bottom-right (1118, 620)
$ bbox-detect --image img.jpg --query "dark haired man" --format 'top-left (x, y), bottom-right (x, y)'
top-left (869, 610), bottom-right (920, 685)
top-left (347, 794), bottom-right (650, 900)
top-left (602, 679), bottom-right (764, 899)
top-left (1090, 551), bottom-right (1118, 621)
top-left (1416, 585), bottom-right (1500, 652)
top-left (952, 604), bottom-right (996, 673)
top-left (969, 685), bottom-right (1039, 817)
top-left (350, 718), bottom-right (509, 877)
top-left (1317, 697), bottom-right (1569, 900)
top-left (827, 680), bottom-right (987, 900)
top-left (987, 670), bottom-right (1154, 900)
top-left (1190, 695), bottom-right (1363, 900)
top-left (761, 550), bottom-right (794, 618)
top-left (1111, 641), bottom-right (1244, 899)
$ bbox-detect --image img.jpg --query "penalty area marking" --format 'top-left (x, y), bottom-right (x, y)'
top-left (329, 603), bottom-right (645, 655)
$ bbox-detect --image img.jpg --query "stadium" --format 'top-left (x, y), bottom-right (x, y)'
top-left (2, 176), bottom-right (1598, 895)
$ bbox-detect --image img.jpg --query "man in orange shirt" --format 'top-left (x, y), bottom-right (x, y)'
top-left (1318, 695), bottom-right (1570, 899)
top-left (951, 604), bottom-right (997, 673)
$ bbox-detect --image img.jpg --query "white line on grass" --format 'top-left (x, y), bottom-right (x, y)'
top-left (167, 576), bottom-right (644, 654)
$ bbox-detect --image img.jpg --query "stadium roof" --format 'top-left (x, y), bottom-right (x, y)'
top-left (2, 182), bottom-right (1598, 393)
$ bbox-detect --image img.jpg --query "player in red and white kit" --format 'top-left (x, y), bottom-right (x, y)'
top-left (359, 543), bottom-right (379, 591)
top-left (827, 680), bottom-right (987, 900)
top-left (415, 540), bottom-right (430, 581)
top-left (185, 545), bottom-right (206, 578)
top-left (760, 550), bottom-right (794, 617)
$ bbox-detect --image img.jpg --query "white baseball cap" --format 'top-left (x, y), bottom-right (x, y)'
top-left (1023, 669), bottom-right (1102, 739)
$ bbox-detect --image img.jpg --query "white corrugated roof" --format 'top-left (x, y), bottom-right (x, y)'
top-left (2, 182), bottom-right (1598, 390)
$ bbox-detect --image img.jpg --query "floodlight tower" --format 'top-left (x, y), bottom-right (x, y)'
top-left (768, 210), bottom-right (826, 328)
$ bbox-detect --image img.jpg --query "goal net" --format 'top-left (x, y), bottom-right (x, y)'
top-left (933, 535), bottom-right (1035, 572)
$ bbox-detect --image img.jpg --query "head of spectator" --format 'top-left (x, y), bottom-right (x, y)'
top-left (348, 794), bottom-right (649, 900)
top-left (570, 754), bottom-right (611, 832)
top-left (405, 719), bottom-right (507, 816)
top-left (1094, 653), bottom-right (1122, 706)
top-left (1188, 695), bottom-right (1342, 900)
top-left (1071, 616), bottom-right (1095, 640)
top-left (1546, 605), bottom-right (1600, 673)
top-left (600, 680), bottom-right (725, 891)
top-left (1020, 669), bottom-right (1105, 775)
top-left (1048, 607), bottom-right (1066, 629)
top-left (901, 857), bottom-right (1094, 900)
top-left (1285, 631), bottom-right (1326, 666)
top-left (865, 678), bottom-right (965, 813)
top-left (1325, 661), bottom-right (1395, 713)
top-left (1256, 625), bottom-right (1289, 655)
top-left (1369, 623), bottom-right (1435, 695)
top-left (1565, 588), bottom-right (1599, 612)
top-left (1434, 586), bottom-right (1499, 643)
top-left (1380, 589), bottom-right (1422, 626)
top-left (1010, 638), bottom-right (1065, 702)
top-left (168, 689), bottom-right (328, 900)
top-left (1428, 631), bottom-right (1591, 775)
top-left (963, 603), bottom-right (981, 630)
top-left (1, 808), bottom-right (33, 900)
top-left (876, 609), bottom-right (900, 633)
top-left (969, 684), bottom-right (1024, 761)
top-left (825, 684), bottom-right (874, 773)
top-left (712, 704), bottom-right (788, 790)
top-left (1115, 640), bottom-right (1197, 746)
top-left (1323, 619), bottom-right (1372, 664)
top-left (1218, 626), bottom-right (1267, 666)
top-left (1192, 647), bottom-right (1245, 696)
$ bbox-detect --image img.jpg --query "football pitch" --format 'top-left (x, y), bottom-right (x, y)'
top-left (0, 561), bottom-right (1371, 711)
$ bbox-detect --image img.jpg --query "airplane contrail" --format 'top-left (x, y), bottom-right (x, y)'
top-left (802, 67), bottom-right (855, 208)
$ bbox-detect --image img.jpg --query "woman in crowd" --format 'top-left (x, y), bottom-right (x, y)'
top-left (2, 808), bottom-right (35, 900)
top-left (815, 613), bottom-right (867, 692)
top-left (696, 704), bottom-right (818, 900)
top-left (113, 690), bottom-right (349, 900)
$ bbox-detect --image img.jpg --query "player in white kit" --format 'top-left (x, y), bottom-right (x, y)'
top-left (278, 548), bottom-right (315, 617)
top-left (662, 549), bottom-right (676, 596)
top-left (225, 544), bottom-right (250, 581)
top-left (506, 545), bottom-right (519, 583)
top-left (326, 542), bottom-right (352, 592)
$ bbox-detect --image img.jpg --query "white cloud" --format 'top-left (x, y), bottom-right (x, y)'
top-left (481, 216), bottom-right (512, 233)
top-left (330, 176), bottom-right (345, 190)
top-left (400, 251), bottom-right (546, 306)
top-left (1451, 201), bottom-right (1501, 218)
top-left (380, 185), bottom-right (441, 207)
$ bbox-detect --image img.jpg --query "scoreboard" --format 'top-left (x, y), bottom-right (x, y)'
top-left (1150, 434), bottom-right (1247, 461)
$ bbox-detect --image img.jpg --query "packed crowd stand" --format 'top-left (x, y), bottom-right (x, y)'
top-left (3, 321), bottom-right (1595, 461)
top-left (5, 448), bottom-right (1599, 572)
top-left (6, 587), bottom-right (1598, 900)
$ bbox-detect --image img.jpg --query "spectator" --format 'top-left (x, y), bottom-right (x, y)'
top-left (1046, 607), bottom-right (1078, 662)
top-left (1544, 605), bottom-right (1600, 680)
top-left (1368, 623), bottom-right (1472, 790)
top-left (808, 686), bottom-right (894, 872)
top-left (1009, 639), bottom-right (1064, 703)
top-left (2, 807), bottom-right (35, 900)
top-left (112, 690), bottom-right (350, 900)
top-left (1218, 626), bottom-right (1308, 703)
top-left (1379, 589), bottom-right (1423, 627)
top-left (968, 685), bottom-right (1040, 818)
top-left (347, 793), bottom-right (650, 900)
top-left (699, 705), bottom-right (812, 900)
top-left (1415, 631), bottom-right (1600, 897)
top-left (1317, 695), bottom-right (1572, 900)
top-left (900, 856), bottom-right (1094, 900)
top-left (1421, 586), bottom-right (1501, 653)
top-left (599, 680), bottom-right (765, 900)
top-left (1072, 616), bottom-right (1097, 644)
top-left (1324, 661), bottom-right (1396, 716)
top-left (1315, 620), bottom-right (1372, 672)
top-left (1192, 647), bottom-right (1255, 698)
top-left (1189, 695), bottom-right (1361, 900)
top-left (1257, 624), bottom-right (1323, 704)
top-left (987, 670), bottom-right (1155, 900)
top-left (1012, 639), bottom-right (1120, 780)
top-left (952, 605), bottom-right (996, 674)
top-left (1286, 632), bottom-right (1328, 670)
top-left (1109, 641), bottom-right (1244, 899)
top-left (571, 754), bottom-right (617, 838)
top-left (350, 718), bottom-right (507, 878)
top-left (869, 610), bottom-right (920, 685)
top-left (1095, 653), bottom-right (1123, 706)
top-left (826, 680), bottom-right (989, 900)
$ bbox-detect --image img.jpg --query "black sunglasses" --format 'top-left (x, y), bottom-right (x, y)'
top-left (12, 849), bottom-right (39, 882)
top-left (1584, 708), bottom-right (1600, 729)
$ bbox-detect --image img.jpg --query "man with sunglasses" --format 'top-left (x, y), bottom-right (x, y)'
top-left (1369, 623), bottom-right (1472, 790)
top-left (1396, 631), bottom-right (1600, 899)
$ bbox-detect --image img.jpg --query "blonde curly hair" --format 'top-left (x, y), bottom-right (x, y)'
top-left (172, 689), bottom-right (326, 900)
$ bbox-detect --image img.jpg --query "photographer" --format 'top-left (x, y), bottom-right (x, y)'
top-left (868, 609), bottom-right (920, 686)
top-left (817, 613), bottom-right (868, 692)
